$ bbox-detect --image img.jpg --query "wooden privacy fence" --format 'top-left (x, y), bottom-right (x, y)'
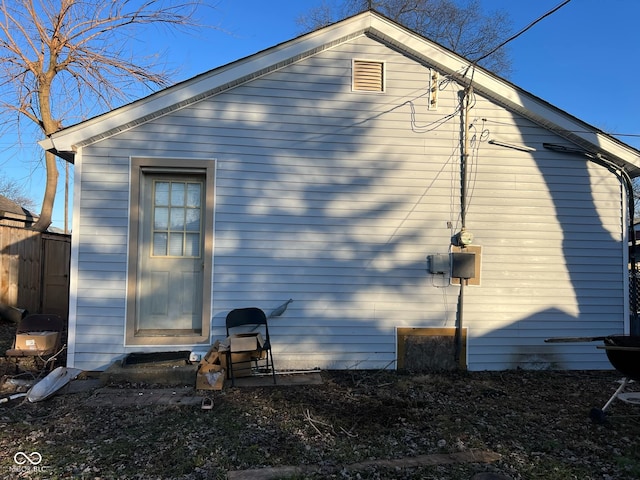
top-left (0, 225), bottom-right (70, 320)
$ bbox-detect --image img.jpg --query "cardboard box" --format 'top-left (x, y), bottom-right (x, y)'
top-left (220, 351), bottom-right (253, 378)
top-left (196, 363), bottom-right (225, 390)
top-left (202, 341), bottom-right (221, 363)
top-left (15, 332), bottom-right (58, 352)
top-left (229, 333), bottom-right (264, 352)
top-left (195, 339), bottom-right (260, 385)
top-left (195, 343), bottom-right (225, 390)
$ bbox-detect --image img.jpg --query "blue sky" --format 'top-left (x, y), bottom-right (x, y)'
top-left (3, 0), bottom-right (639, 229)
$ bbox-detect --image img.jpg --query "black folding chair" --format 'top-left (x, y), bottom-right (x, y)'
top-left (225, 307), bottom-right (276, 386)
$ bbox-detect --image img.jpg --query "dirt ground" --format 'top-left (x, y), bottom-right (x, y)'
top-left (0, 320), bottom-right (639, 479)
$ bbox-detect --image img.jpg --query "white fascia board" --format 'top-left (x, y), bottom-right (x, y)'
top-left (38, 137), bottom-right (55, 151)
top-left (367, 15), bottom-right (640, 174)
top-left (467, 70), bottom-right (640, 172)
top-left (40, 13), bottom-right (376, 154)
top-left (40, 11), bottom-right (640, 174)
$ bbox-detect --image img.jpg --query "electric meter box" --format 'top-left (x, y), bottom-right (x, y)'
top-left (451, 252), bottom-right (476, 279)
top-left (428, 254), bottom-right (450, 274)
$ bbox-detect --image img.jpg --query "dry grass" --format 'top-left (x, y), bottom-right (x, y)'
top-left (0, 318), bottom-right (639, 479)
top-left (0, 362), bottom-right (639, 479)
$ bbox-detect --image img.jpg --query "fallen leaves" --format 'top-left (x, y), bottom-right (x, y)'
top-left (0, 367), bottom-right (638, 479)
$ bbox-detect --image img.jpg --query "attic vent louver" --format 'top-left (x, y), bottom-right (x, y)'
top-left (353, 60), bottom-right (384, 92)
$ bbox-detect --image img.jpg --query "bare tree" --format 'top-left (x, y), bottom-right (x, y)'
top-left (297, 0), bottom-right (513, 75)
top-left (0, 175), bottom-right (36, 210)
top-left (0, 0), bottom-right (206, 231)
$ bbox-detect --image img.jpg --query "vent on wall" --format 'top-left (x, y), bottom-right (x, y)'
top-left (352, 60), bottom-right (384, 92)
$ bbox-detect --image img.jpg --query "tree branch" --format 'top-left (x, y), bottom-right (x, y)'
top-left (0, 0), bottom-right (212, 231)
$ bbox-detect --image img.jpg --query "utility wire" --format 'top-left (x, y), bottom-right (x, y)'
top-left (611, 133), bottom-right (640, 139)
top-left (473, 0), bottom-right (572, 64)
top-left (483, 118), bottom-right (640, 143)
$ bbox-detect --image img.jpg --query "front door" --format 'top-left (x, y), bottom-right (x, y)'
top-left (136, 174), bottom-right (204, 335)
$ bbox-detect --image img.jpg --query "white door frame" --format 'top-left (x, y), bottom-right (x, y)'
top-left (126, 157), bottom-right (215, 346)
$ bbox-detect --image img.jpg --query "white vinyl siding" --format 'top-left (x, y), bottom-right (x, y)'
top-left (68, 34), bottom-right (625, 371)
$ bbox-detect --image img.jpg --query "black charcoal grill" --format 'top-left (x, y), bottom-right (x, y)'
top-left (590, 335), bottom-right (640, 422)
top-left (598, 335), bottom-right (640, 379)
top-left (546, 335), bottom-right (640, 422)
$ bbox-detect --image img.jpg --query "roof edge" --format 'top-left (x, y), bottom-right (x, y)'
top-left (364, 20), bottom-right (640, 176)
top-left (40, 12), bottom-right (377, 156)
top-left (40, 10), bottom-right (640, 176)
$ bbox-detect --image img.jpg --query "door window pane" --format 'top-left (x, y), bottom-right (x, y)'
top-left (171, 183), bottom-right (185, 206)
top-left (154, 207), bottom-right (169, 229)
top-left (186, 209), bottom-right (200, 231)
top-left (153, 233), bottom-right (168, 256)
top-left (169, 233), bottom-right (184, 256)
top-left (155, 182), bottom-right (169, 206)
top-left (187, 183), bottom-right (201, 207)
top-left (185, 233), bottom-right (200, 256)
top-left (170, 208), bottom-right (185, 229)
